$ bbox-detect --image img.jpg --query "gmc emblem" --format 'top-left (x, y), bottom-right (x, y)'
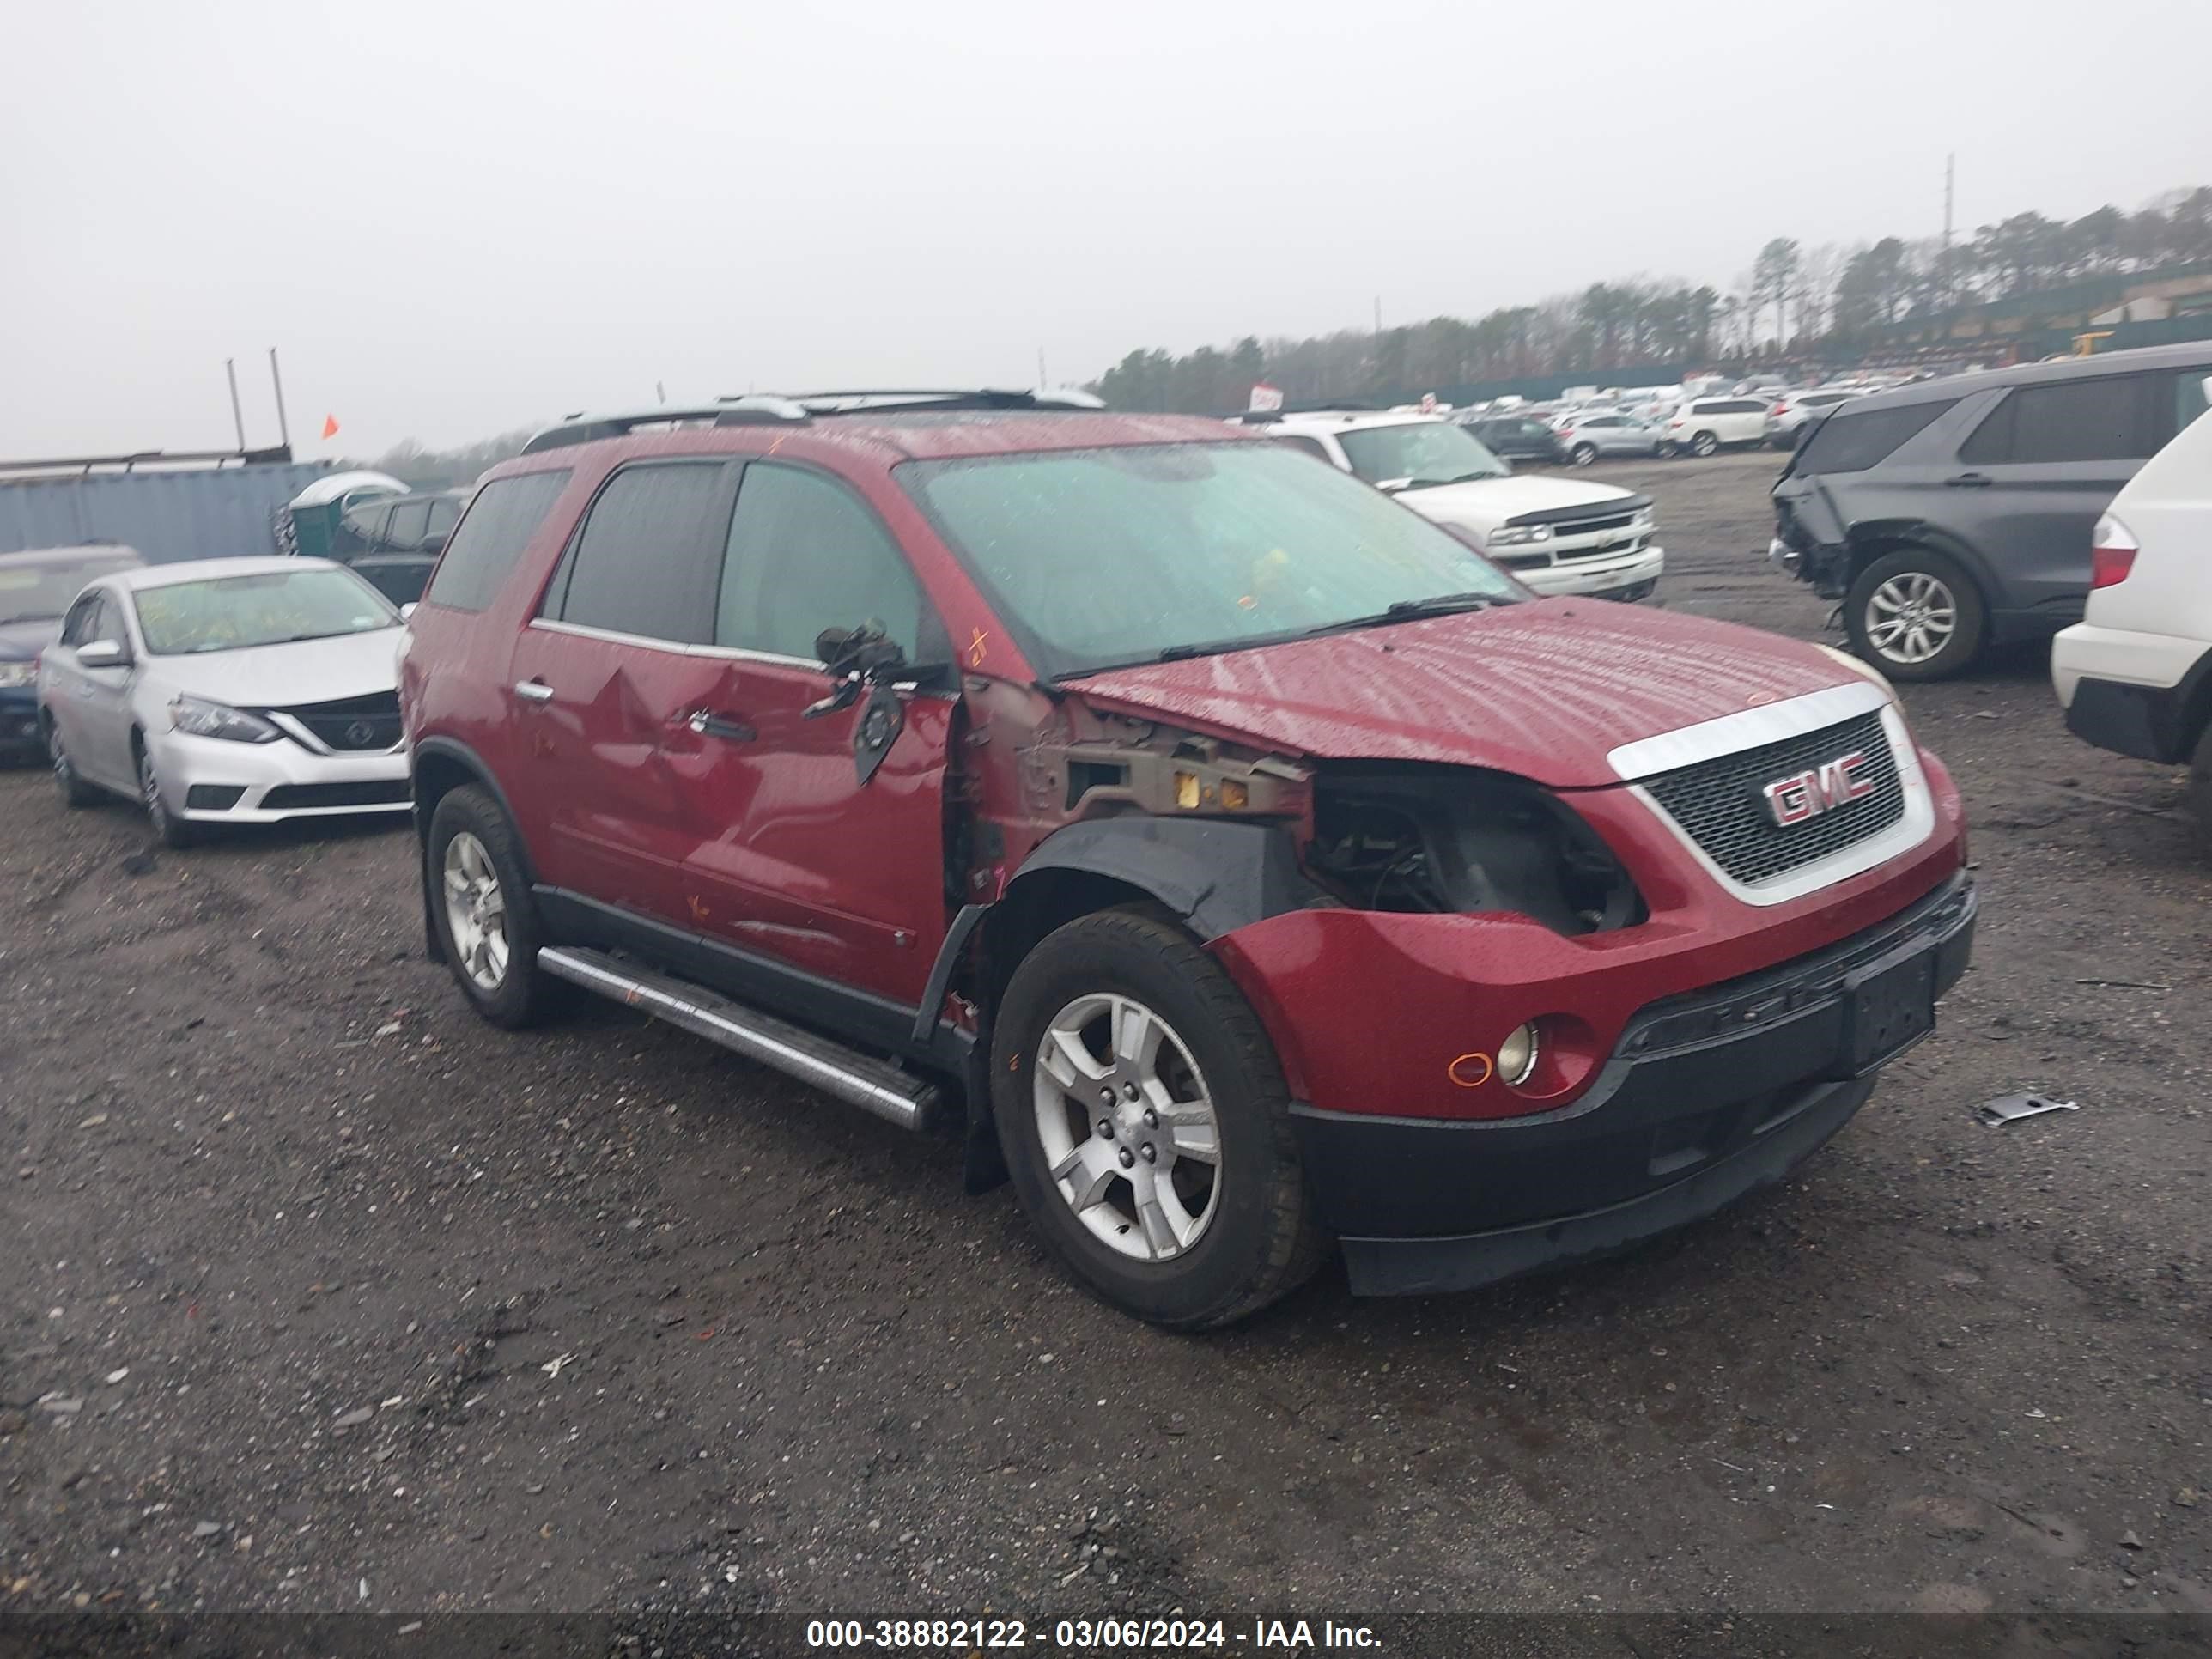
top-left (1761, 751), bottom-right (1875, 826)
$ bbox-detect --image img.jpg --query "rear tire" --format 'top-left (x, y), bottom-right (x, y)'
top-left (427, 785), bottom-right (556, 1029)
top-left (1570, 443), bottom-right (1599, 467)
top-left (1690, 430), bottom-right (1720, 458)
top-left (2188, 723), bottom-right (2212, 860)
top-left (48, 720), bottom-right (100, 808)
top-left (992, 906), bottom-right (1328, 1331)
top-left (1656, 439), bottom-right (1680, 459)
top-left (1844, 547), bottom-right (1988, 681)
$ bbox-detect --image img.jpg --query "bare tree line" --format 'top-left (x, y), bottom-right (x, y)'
top-left (1097, 184), bottom-right (2212, 413)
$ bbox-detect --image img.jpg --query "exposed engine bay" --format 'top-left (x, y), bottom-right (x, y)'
top-left (1305, 766), bottom-right (1644, 935)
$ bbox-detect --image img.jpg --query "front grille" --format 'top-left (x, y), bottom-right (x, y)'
top-left (277, 691), bottom-right (402, 752)
top-left (1643, 710), bottom-right (1903, 886)
top-left (1552, 536), bottom-right (1639, 562)
top-left (1551, 511), bottom-right (1635, 539)
top-left (262, 780), bottom-right (410, 810)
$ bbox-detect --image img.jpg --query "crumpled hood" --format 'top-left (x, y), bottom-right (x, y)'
top-left (1065, 598), bottom-right (1857, 788)
top-left (1397, 472), bottom-right (1637, 536)
top-left (154, 627), bottom-right (404, 708)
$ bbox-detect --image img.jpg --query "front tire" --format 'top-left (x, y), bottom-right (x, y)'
top-left (137, 742), bottom-right (201, 848)
top-left (1656, 439), bottom-right (1680, 459)
top-left (427, 785), bottom-right (556, 1029)
top-left (1844, 547), bottom-right (1988, 681)
top-left (992, 907), bottom-right (1327, 1330)
top-left (1570, 442), bottom-right (1599, 467)
top-left (49, 720), bottom-right (100, 808)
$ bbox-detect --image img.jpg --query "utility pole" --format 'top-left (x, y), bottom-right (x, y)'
top-left (1373, 296), bottom-right (1382, 337)
top-left (1942, 152), bottom-right (1956, 307)
top-left (224, 359), bottom-right (246, 451)
top-left (268, 348), bottom-right (291, 447)
top-left (1037, 348), bottom-right (1048, 390)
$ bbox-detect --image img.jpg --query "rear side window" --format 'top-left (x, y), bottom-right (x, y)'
top-left (1959, 375), bottom-right (2154, 465)
top-left (387, 501), bottom-right (431, 549)
top-left (1791, 400), bottom-right (1958, 475)
top-left (2175, 369), bottom-right (2211, 434)
top-left (715, 464), bottom-right (927, 660)
top-left (425, 470), bottom-right (572, 611)
top-left (547, 462), bottom-right (727, 644)
top-left (425, 496), bottom-right (464, 540)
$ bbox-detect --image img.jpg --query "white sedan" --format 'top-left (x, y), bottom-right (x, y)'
top-left (38, 556), bottom-right (411, 848)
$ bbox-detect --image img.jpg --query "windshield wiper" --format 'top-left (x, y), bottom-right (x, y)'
top-left (1303, 592), bottom-right (1507, 636)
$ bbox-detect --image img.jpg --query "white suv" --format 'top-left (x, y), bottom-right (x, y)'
top-left (1662, 396), bottom-right (1772, 457)
top-left (1255, 410), bottom-right (1664, 601)
top-left (2051, 399), bottom-right (2212, 852)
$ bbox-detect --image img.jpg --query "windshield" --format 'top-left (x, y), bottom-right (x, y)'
top-left (131, 567), bottom-right (399, 656)
top-left (0, 554), bottom-right (138, 626)
top-left (1336, 422), bottom-right (1510, 487)
top-left (899, 441), bottom-right (1521, 677)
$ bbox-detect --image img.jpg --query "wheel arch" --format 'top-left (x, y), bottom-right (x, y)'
top-left (956, 817), bottom-right (1323, 1193)
top-left (1841, 520), bottom-right (1999, 604)
top-left (410, 737), bottom-right (536, 963)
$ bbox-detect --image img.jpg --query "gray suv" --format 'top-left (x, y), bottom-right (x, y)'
top-left (1770, 343), bottom-right (2212, 679)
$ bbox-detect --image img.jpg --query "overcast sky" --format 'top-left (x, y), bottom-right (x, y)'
top-left (4, 0), bottom-right (2207, 460)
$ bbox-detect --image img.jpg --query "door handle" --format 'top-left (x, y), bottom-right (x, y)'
top-left (1944, 471), bottom-right (1992, 488)
top-left (684, 708), bottom-right (757, 743)
top-left (514, 680), bottom-right (555, 703)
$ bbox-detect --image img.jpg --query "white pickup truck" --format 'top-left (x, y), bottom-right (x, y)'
top-left (1253, 410), bottom-right (1664, 601)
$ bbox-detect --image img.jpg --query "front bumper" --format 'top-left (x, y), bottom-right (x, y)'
top-left (149, 729), bottom-right (411, 823)
top-left (0, 686), bottom-right (40, 754)
top-left (1285, 872), bottom-right (1976, 1295)
top-left (1517, 544), bottom-right (1665, 600)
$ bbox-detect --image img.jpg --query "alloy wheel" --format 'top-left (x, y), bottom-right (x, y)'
top-left (442, 831), bottom-right (511, 993)
top-left (1864, 571), bottom-right (1958, 665)
top-left (1032, 992), bottom-right (1221, 1262)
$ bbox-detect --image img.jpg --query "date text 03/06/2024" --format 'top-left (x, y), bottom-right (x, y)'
top-left (804, 1618), bottom-right (1382, 1650)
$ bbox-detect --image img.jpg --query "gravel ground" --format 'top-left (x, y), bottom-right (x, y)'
top-left (2, 449), bottom-right (2207, 1621)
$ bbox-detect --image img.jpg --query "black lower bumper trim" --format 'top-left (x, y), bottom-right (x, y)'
top-left (1291, 872), bottom-right (1974, 1257)
top-left (1338, 1075), bottom-right (1875, 1296)
top-left (2065, 672), bottom-right (2203, 765)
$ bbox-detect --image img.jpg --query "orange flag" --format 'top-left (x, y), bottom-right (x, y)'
top-left (321, 414), bottom-right (340, 439)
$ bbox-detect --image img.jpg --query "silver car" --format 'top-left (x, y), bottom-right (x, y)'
top-left (1552, 410), bottom-right (1668, 466)
top-left (37, 556), bottom-right (410, 847)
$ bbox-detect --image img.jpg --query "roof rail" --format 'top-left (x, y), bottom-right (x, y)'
top-left (520, 405), bottom-right (735, 456)
top-left (523, 388), bottom-right (1111, 455)
top-left (720, 387), bottom-right (1107, 415)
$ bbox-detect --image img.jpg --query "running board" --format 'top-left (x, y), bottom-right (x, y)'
top-left (536, 946), bottom-right (939, 1132)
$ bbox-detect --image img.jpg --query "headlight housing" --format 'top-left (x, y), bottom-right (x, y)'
top-left (170, 695), bottom-right (282, 744)
top-left (0, 660), bottom-right (35, 689)
top-left (1486, 523), bottom-right (1553, 549)
top-left (1631, 507), bottom-right (1656, 531)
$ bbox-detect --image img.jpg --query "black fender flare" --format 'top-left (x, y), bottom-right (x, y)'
top-left (1002, 815), bottom-right (1323, 945)
top-left (410, 736), bottom-right (538, 961)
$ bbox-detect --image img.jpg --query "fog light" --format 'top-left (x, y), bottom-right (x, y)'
top-left (1497, 1023), bottom-right (1540, 1086)
top-left (1219, 778), bottom-right (1249, 810)
top-left (1174, 769), bottom-right (1201, 810)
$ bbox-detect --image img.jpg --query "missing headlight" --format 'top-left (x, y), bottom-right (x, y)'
top-left (1305, 766), bottom-right (1644, 935)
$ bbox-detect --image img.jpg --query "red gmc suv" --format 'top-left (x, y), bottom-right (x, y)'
top-left (399, 390), bottom-right (1975, 1329)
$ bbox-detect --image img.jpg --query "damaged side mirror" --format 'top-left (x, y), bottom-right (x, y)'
top-left (803, 620), bottom-right (914, 785)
